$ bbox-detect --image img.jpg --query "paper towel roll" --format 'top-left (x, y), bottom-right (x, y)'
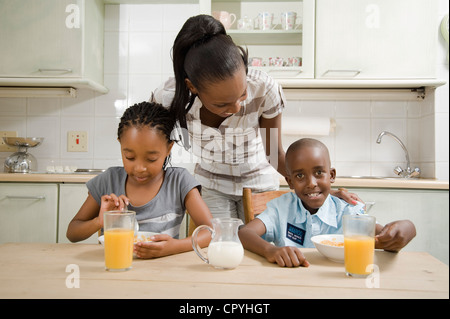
top-left (282, 117), bottom-right (334, 136)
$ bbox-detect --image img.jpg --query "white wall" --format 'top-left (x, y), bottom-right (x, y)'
top-left (0, 2), bottom-right (448, 180)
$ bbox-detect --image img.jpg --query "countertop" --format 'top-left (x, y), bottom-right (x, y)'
top-left (0, 172), bottom-right (448, 190)
top-left (0, 243), bottom-right (448, 299)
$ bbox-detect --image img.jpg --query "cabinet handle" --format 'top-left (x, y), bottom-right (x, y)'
top-left (321, 69), bottom-right (361, 77)
top-left (6, 195), bottom-right (45, 200)
top-left (38, 68), bottom-right (73, 73)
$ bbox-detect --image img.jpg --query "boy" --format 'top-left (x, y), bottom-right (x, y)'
top-left (238, 138), bottom-right (416, 267)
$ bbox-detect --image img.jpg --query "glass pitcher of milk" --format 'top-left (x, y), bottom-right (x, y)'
top-left (191, 218), bottom-right (244, 269)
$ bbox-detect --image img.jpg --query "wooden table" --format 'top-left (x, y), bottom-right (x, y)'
top-left (0, 243), bottom-right (448, 299)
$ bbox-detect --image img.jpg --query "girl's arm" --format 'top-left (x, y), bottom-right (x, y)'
top-left (134, 187), bottom-right (213, 258)
top-left (259, 113), bottom-right (287, 177)
top-left (66, 193), bottom-right (102, 242)
top-left (66, 192), bottom-right (130, 242)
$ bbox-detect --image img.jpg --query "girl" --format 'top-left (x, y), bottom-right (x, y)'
top-left (66, 101), bottom-right (212, 259)
top-left (152, 14), bottom-right (359, 221)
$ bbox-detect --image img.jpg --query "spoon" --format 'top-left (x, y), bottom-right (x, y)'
top-left (134, 220), bottom-right (139, 236)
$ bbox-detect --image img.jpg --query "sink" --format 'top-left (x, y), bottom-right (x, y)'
top-left (74, 169), bottom-right (105, 174)
top-left (337, 176), bottom-right (418, 180)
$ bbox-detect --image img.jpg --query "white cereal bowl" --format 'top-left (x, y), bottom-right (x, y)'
top-left (311, 234), bottom-right (345, 263)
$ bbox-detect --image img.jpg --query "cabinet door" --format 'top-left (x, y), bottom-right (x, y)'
top-left (0, 0), bottom-right (82, 77)
top-left (315, 0), bottom-right (437, 79)
top-left (58, 183), bottom-right (98, 244)
top-left (348, 188), bottom-right (449, 265)
top-left (0, 183), bottom-right (58, 243)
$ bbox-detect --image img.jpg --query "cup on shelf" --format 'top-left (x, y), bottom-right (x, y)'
top-left (268, 57), bottom-right (284, 67)
top-left (212, 11), bottom-right (237, 30)
top-left (287, 56), bottom-right (302, 67)
top-left (281, 12), bottom-right (298, 30)
top-left (249, 57), bottom-right (264, 67)
top-left (255, 12), bottom-right (276, 30)
top-left (237, 16), bottom-right (253, 31)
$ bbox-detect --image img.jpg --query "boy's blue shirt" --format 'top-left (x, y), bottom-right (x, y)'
top-left (256, 192), bottom-right (365, 248)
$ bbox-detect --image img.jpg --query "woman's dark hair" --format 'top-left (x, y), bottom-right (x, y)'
top-left (118, 101), bottom-right (176, 168)
top-left (170, 14), bottom-right (248, 146)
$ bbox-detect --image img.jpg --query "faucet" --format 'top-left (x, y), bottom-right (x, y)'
top-left (376, 131), bottom-right (420, 178)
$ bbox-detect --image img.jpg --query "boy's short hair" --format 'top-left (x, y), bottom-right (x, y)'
top-left (285, 138), bottom-right (331, 172)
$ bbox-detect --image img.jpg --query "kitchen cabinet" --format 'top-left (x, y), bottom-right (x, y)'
top-left (315, 0), bottom-right (438, 79)
top-left (58, 183), bottom-right (98, 244)
top-left (0, 183), bottom-right (58, 244)
top-left (211, 0), bottom-right (315, 79)
top-left (0, 0), bottom-right (107, 93)
top-left (346, 187), bottom-right (449, 265)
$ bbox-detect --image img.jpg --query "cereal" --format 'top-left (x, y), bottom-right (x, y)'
top-left (321, 239), bottom-right (344, 247)
top-left (134, 234), bottom-right (152, 243)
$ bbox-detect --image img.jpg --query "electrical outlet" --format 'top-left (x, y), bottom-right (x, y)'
top-left (0, 131), bottom-right (18, 152)
top-left (67, 131), bottom-right (88, 152)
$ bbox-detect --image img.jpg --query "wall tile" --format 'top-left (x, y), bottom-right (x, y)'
top-left (163, 4), bottom-right (200, 31)
top-left (0, 98), bottom-right (26, 115)
top-left (95, 75), bottom-right (129, 117)
top-left (26, 116), bottom-right (60, 158)
top-left (129, 5), bottom-right (163, 32)
top-left (27, 97), bottom-right (60, 116)
top-left (371, 101), bottom-right (407, 118)
top-left (129, 32), bottom-right (163, 74)
top-left (335, 119), bottom-right (371, 162)
top-left (93, 117), bottom-right (121, 158)
top-left (128, 74), bottom-right (162, 106)
top-left (335, 100), bottom-right (371, 118)
top-left (61, 90), bottom-right (95, 117)
top-left (104, 4), bottom-right (129, 32)
top-left (104, 32), bottom-right (129, 75)
top-left (0, 117), bottom-right (26, 136)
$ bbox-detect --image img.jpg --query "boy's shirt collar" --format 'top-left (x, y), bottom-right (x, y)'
top-left (295, 194), bottom-right (338, 228)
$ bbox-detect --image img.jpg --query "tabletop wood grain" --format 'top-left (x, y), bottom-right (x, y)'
top-left (0, 243), bottom-right (447, 299)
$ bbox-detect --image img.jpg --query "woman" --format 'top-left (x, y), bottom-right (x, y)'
top-left (152, 14), bottom-right (358, 220)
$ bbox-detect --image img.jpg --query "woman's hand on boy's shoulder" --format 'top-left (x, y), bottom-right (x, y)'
top-left (332, 188), bottom-right (363, 206)
top-left (264, 245), bottom-right (310, 268)
top-left (375, 220), bottom-right (416, 252)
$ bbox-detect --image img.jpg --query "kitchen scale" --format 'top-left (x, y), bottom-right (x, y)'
top-left (3, 137), bottom-right (44, 173)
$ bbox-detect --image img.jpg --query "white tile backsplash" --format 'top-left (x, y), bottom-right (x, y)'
top-left (0, 3), bottom-right (448, 180)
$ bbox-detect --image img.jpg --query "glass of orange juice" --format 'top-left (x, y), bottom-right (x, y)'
top-left (103, 210), bottom-right (136, 271)
top-left (343, 214), bottom-right (376, 277)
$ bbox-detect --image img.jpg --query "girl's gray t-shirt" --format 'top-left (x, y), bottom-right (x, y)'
top-left (87, 166), bottom-right (201, 238)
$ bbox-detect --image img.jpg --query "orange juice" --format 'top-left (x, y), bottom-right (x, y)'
top-left (104, 228), bottom-right (134, 270)
top-left (344, 235), bottom-right (375, 276)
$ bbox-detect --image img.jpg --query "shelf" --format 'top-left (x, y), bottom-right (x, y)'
top-left (250, 66), bottom-right (303, 77)
top-left (227, 29), bottom-right (302, 45)
top-left (0, 78), bottom-right (109, 95)
top-left (277, 79), bottom-right (447, 90)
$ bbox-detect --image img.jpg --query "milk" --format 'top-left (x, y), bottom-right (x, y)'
top-left (207, 241), bottom-right (244, 269)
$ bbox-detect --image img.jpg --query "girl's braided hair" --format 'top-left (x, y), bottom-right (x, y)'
top-left (118, 102), bottom-right (176, 168)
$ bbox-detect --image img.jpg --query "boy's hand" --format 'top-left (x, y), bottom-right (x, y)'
top-left (265, 246), bottom-right (310, 268)
top-left (375, 220), bottom-right (416, 252)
